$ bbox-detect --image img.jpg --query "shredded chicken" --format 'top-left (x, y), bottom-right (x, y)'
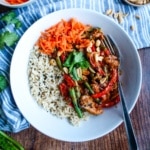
top-left (104, 55), bottom-right (119, 68)
top-left (80, 95), bottom-right (103, 115)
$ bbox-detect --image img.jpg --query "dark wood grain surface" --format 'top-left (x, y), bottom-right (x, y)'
top-left (1, 5), bottom-right (150, 150)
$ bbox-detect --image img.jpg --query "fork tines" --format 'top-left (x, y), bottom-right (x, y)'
top-left (102, 35), bottom-right (120, 58)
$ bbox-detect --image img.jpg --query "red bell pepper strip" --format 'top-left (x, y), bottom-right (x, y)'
top-left (98, 67), bottom-right (105, 75)
top-left (59, 82), bottom-right (69, 98)
top-left (63, 74), bottom-right (76, 87)
top-left (92, 69), bottom-right (117, 98)
top-left (89, 53), bottom-right (97, 68)
top-left (60, 52), bottom-right (67, 63)
top-left (91, 45), bottom-right (96, 51)
top-left (102, 95), bottom-right (120, 108)
top-left (104, 48), bottom-right (111, 56)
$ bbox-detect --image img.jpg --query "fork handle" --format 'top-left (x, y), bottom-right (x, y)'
top-left (118, 82), bottom-right (139, 150)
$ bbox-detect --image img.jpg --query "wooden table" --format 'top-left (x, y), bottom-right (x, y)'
top-left (1, 5), bottom-right (150, 150)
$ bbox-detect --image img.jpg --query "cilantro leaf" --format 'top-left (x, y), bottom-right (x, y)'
top-left (1, 11), bottom-right (22, 29)
top-left (72, 67), bottom-right (81, 81)
top-left (0, 11), bottom-right (22, 49)
top-left (0, 31), bottom-right (19, 49)
top-left (0, 75), bottom-right (8, 92)
top-left (3, 31), bottom-right (19, 47)
top-left (0, 34), bottom-right (5, 49)
top-left (63, 51), bottom-right (90, 80)
top-left (76, 60), bottom-right (90, 69)
top-left (11, 19), bottom-right (22, 29)
top-left (1, 12), bottom-right (16, 24)
top-left (64, 51), bottom-right (89, 73)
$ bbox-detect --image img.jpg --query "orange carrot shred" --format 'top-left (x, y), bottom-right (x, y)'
top-left (37, 18), bottom-right (91, 56)
top-left (5, 0), bottom-right (28, 5)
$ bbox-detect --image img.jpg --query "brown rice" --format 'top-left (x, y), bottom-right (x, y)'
top-left (27, 46), bottom-right (90, 125)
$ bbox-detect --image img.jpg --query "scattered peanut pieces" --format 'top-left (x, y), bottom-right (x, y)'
top-left (105, 9), bottom-right (129, 24)
top-left (135, 15), bottom-right (140, 20)
top-left (104, 9), bottom-right (142, 31)
top-left (130, 25), bottom-right (135, 31)
top-left (128, 0), bottom-right (150, 5)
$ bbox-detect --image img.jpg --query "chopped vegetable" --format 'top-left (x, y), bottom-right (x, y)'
top-left (72, 67), bottom-right (81, 81)
top-left (63, 51), bottom-right (74, 67)
top-left (63, 51), bottom-right (90, 80)
top-left (92, 69), bottom-right (118, 98)
top-left (102, 95), bottom-right (120, 107)
top-left (69, 88), bottom-right (83, 118)
top-left (59, 82), bottom-right (69, 99)
top-left (56, 56), bottom-right (62, 70)
top-left (0, 75), bottom-right (8, 92)
top-left (67, 51), bottom-right (88, 72)
top-left (0, 131), bottom-right (24, 150)
top-left (75, 85), bottom-right (81, 99)
top-left (63, 74), bottom-right (76, 88)
top-left (84, 81), bottom-right (94, 94)
top-left (37, 18), bottom-right (91, 56)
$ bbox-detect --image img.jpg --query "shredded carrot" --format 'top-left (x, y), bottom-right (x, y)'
top-left (5, 0), bottom-right (28, 5)
top-left (37, 18), bottom-right (91, 56)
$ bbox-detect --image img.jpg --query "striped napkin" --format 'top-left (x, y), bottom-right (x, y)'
top-left (0, 0), bottom-right (150, 132)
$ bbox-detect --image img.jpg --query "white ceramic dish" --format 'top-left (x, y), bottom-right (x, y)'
top-left (123, 0), bottom-right (150, 7)
top-left (10, 8), bottom-right (142, 142)
top-left (0, 0), bottom-right (36, 8)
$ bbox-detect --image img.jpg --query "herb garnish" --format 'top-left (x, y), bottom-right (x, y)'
top-left (1, 11), bottom-right (22, 29)
top-left (0, 11), bottom-right (22, 50)
top-left (0, 31), bottom-right (19, 49)
top-left (0, 75), bottom-right (8, 92)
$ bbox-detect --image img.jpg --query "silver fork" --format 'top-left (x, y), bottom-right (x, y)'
top-left (103, 35), bottom-right (139, 150)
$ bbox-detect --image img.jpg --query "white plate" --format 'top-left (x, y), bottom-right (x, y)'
top-left (10, 8), bottom-right (142, 142)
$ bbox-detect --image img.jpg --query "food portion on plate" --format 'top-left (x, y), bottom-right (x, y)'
top-left (28, 18), bottom-right (120, 125)
top-left (5, 0), bottom-right (28, 5)
top-left (127, 0), bottom-right (150, 5)
top-left (0, 0), bottom-right (34, 7)
top-left (123, 0), bottom-right (150, 6)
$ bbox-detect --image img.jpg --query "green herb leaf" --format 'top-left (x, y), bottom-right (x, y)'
top-left (1, 11), bottom-right (22, 29)
top-left (0, 75), bottom-right (8, 92)
top-left (0, 31), bottom-right (19, 48)
top-left (63, 51), bottom-right (86, 73)
top-left (1, 12), bottom-right (16, 24)
top-left (11, 18), bottom-right (22, 29)
top-left (0, 11), bottom-right (22, 50)
top-left (0, 34), bottom-right (5, 49)
top-left (63, 51), bottom-right (74, 67)
top-left (63, 51), bottom-right (90, 80)
top-left (72, 67), bottom-right (81, 81)
top-left (72, 51), bottom-right (85, 63)
top-left (76, 60), bottom-right (90, 69)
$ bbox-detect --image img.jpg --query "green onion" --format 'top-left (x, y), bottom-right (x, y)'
top-left (69, 88), bottom-right (83, 118)
top-left (0, 131), bottom-right (24, 150)
top-left (84, 81), bottom-right (94, 94)
top-left (56, 56), bottom-right (62, 70)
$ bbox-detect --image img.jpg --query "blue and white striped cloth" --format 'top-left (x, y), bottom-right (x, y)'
top-left (0, 0), bottom-right (150, 132)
